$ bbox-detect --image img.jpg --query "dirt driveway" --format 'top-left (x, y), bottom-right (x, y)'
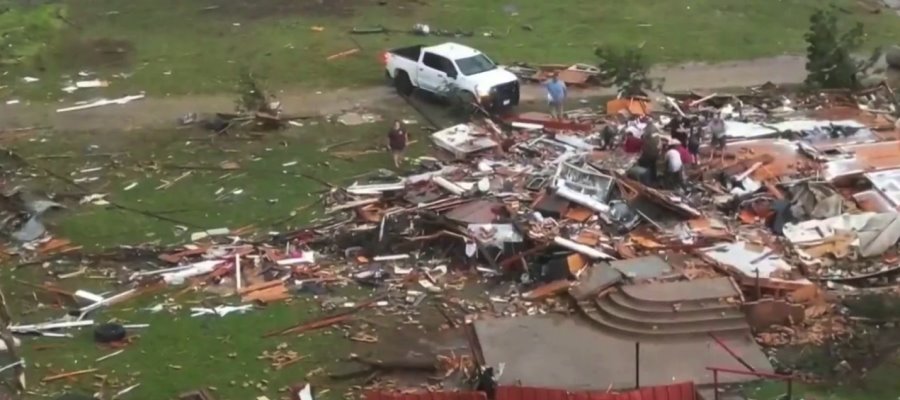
top-left (0, 56), bottom-right (807, 132)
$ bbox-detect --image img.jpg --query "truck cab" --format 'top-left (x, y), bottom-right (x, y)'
top-left (384, 42), bottom-right (520, 109)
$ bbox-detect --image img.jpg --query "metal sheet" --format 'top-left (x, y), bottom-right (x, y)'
top-left (808, 106), bottom-right (899, 132)
top-left (431, 124), bottom-right (498, 159)
top-left (722, 121), bottom-right (777, 139)
top-left (823, 141), bottom-right (900, 181)
top-left (865, 168), bottom-right (900, 207)
top-left (702, 242), bottom-right (796, 281)
top-left (505, 112), bottom-right (594, 132)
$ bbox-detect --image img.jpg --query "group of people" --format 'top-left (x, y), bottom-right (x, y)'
top-left (608, 112), bottom-right (727, 190)
top-left (541, 75), bottom-right (729, 192)
top-left (386, 73), bottom-right (729, 179)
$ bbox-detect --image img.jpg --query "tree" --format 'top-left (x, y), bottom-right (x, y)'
top-left (804, 8), bottom-right (865, 89)
top-left (594, 46), bottom-right (657, 96)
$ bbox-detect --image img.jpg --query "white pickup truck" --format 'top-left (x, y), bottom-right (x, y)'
top-left (383, 42), bottom-right (520, 109)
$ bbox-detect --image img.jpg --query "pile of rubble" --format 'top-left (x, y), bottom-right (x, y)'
top-left (6, 81), bottom-right (900, 399)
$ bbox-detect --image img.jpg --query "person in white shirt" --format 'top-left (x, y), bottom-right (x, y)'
top-left (664, 139), bottom-right (684, 189)
top-left (708, 114), bottom-right (727, 160)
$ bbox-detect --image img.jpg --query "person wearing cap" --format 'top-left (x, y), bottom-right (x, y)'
top-left (544, 73), bottom-right (567, 120)
top-left (664, 139), bottom-right (685, 189)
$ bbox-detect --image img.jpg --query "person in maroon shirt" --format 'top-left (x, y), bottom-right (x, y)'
top-left (674, 139), bottom-right (694, 165)
top-left (387, 120), bottom-right (408, 168)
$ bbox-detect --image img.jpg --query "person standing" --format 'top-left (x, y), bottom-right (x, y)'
top-left (545, 73), bottom-right (567, 120)
top-left (686, 117), bottom-right (701, 161)
top-left (387, 120), bottom-right (408, 168)
top-left (708, 114), bottom-right (727, 160)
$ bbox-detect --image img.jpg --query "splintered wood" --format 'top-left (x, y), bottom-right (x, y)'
top-left (240, 281), bottom-right (288, 304)
top-left (259, 343), bottom-right (306, 370)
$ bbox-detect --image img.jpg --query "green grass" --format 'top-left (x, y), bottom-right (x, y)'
top-left (5, 0), bottom-right (900, 98)
top-left (0, 3), bottom-right (66, 64)
top-left (744, 352), bottom-right (900, 400)
top-left (9, 115), bottom-right (428, 248)
top-left (12, 294), bottom-right (352, 399)
top-left (0, 110), bottom-right (437, 399)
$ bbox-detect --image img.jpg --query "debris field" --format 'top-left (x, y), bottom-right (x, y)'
top-left (1, 80), bottom-right (900, 400)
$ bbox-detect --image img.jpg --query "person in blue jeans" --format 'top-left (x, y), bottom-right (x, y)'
top-left (545, 73), bottom-right (567, 120)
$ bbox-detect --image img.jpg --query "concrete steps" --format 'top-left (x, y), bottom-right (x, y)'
top-left (607, 290), bottom-right (737, 316)
top-left (576, 286), bottom-right (750, 339)
top-left (598, 294), bottom-right (746, 325)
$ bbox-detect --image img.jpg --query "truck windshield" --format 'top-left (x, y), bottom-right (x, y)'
top-left (455, 54), bottom-right (496, 76)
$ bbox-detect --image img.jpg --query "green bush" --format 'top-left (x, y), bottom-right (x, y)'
top-left (594, 46), bottom-right (654, 96)
top-left (0, 4), bottom-right (67, 64)
top-left (804, 7), bottom-right (864, 89)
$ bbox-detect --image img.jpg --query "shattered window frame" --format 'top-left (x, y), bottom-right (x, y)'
top-left (554, 161), bottom-right (614, 203)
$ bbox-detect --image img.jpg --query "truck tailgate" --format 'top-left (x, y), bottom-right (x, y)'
top-left (386, 53), bottom-right (419, 78)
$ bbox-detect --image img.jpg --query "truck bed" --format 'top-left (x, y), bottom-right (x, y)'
top-left (388, 45), bottom-right (423, 61)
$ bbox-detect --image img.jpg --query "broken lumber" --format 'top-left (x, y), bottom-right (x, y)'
top-left (41, 368), bottom-right (97, 383)
top-left (264, 294), bottom-right (386, 337)
top-left (350, 354), bottom-right (437, 372)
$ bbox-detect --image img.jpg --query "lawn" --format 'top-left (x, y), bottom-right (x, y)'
top-left (0, 100), bottom-right (451, 399)
top-left (4, 0), bottom-right (900, 99)
top-left (7, 103), bottom-right (433, 248)
top-left (743, 351), bottom-right (900, 400)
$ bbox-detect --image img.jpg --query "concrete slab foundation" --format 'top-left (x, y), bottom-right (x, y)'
top-left (474, 314), bottom-right (773, 391)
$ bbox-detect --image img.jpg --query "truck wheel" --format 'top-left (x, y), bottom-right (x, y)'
top-left (394, 71), bottom-right (413, 97)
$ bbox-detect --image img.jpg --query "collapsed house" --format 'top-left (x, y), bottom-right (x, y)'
top-left (6, 82), bottom-right (900, 400)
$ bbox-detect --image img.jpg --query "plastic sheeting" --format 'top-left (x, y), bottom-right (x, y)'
top-left (783, 212), bottom-right (900, 258)
top-left (788, 181), bottom-right (843, 220)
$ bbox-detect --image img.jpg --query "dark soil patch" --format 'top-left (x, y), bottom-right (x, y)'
top-left (205, 0), bottom-right (374, 19)
top-left (844, 293), bottom-right (900, 321)
top-left (772, 295), bottom-right (900, 381)
top-left (42, 37), bottom-right (134, 70)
